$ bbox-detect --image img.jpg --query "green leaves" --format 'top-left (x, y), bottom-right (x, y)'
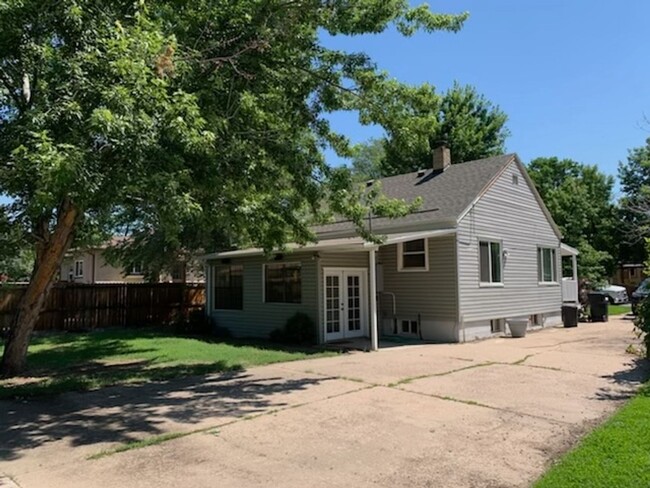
top-left (0, 0), bottom-right (470, 275)
top-left (528, 157), bottom-right (617, 283)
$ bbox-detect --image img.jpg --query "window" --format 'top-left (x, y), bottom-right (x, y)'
top-left (264, 263), bottom-right (301, 303)
top-left (398, 239), bottom-right (428, 271)
top-left (401, 319), bottom-right (418, 335)
top-left (537, 247), bottom-right (557, 283)
top-left (74, 260), bottom-right (84, 278)
top-left (479, 240), bottom-right (502, 284)
top-left (214, 265), bottom-right (243, 310)
top-left (128, 262), bottom-right (144, 276)
top-left (490, 319), bottom-right (504, 333)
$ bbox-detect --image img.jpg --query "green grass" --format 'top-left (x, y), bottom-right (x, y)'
top-left (0, 328), bottom-right (337, 399)
top-left (609, 303), bottom-right (632, 316)
top-left (534, 383), bottom-right (650, 488)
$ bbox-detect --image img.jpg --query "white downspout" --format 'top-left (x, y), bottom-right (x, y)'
top-left (369, 248), bottom-right (379, 351)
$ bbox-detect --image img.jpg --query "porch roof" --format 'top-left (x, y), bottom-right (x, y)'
top-left (560, 243), bottom-right (579, 257)
top-left (201, 228), bottom-right (456, 260)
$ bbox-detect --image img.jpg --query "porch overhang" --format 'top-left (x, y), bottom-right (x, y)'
top-left (201, 228), bottom-right (456, 260)
top-left (560, 243), bottom-right (579, 257)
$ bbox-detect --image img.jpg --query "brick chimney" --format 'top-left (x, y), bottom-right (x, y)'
top-left (432, 144), bottom-right (451, 172)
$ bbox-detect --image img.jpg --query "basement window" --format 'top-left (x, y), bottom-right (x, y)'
top-left (401, 319), bottom-right (418, 335)
top-left (490, 319), bottom-right (504, 333)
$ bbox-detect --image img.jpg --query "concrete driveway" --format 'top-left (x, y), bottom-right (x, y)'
top-left (1, 317), bottom-right (647, 488)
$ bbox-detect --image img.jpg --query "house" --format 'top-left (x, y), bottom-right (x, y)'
top-left (611, 263), bottom-right (646, 292)
top-left (60, 238), bottom-right (203, 284)
top-left (202, 148), bottom-right (579, 346)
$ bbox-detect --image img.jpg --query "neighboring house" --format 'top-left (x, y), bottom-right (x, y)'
top-left (612, 263), bottom-right (646, 291)
top-left (202, 148), bottom-right (579, 346)
top-left (60, 239), bottom-right (203, 284)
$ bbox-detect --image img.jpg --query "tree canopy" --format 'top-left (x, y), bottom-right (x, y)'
top-left (0, 0), bottom-right (468, 374)
top-left (618, 137), bottom-right (650, 264)
top-left (527, 157), bottom-right (617, 284)
top-left (350, 82), bottom-right (509, 179)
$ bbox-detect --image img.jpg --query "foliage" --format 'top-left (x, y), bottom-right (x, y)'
top-left (527, 157), bottom-right (617, 283)
top-left (534, 382), bottom-right (650, 488)
top-left (633, 239), bottom-right (650, 357)
top-left (350, 138), bottom-right (385, 182)
top-left (0, 328), bottom-right (337, 398)
top-left (0, 209), bottom-right (34, 280)
top-left (172, 308), bottom-right (212, 336)
top-left (351, 82), bottom-right (509, 177)
top-left (270, 312), bottom-right (317, 345)
top-left (0, 0), bottom-right (469, 373)
top-left (618, 137), bottom-right (650, 264)
top-left (0, 0), bottom-right (468, 268)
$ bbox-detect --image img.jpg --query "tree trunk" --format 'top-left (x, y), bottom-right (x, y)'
top-left (1, 200), bottom-right (79, 377)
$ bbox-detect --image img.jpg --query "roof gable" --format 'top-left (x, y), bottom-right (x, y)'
top-left (314, 154), bottom-right (516, 237)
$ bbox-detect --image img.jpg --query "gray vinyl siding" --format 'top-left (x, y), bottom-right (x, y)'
top-left (378, 235), bottom-right (459, 341)
top-left (457, 161), bottom-right (561, 324)
top-left (208, 253), bottom-right (318, 339)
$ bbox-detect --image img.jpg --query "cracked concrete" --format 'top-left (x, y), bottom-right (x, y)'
top-left (1, 317), bottom-right (647, 488)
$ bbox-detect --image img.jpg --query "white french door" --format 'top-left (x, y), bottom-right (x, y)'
top-left (323, 268), bottom-right (368, 342)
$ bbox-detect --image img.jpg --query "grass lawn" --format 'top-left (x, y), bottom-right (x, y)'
top-left (534, 383), bottom-right (650, 488)
top-left (609, 303), bottom-right (632, 316)
top-left (0, 328), bottom-right (337, 399)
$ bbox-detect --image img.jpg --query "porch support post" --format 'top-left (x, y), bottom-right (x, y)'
top-left (572, 255), bottom-right (578, 281)
top-left (369, 248), bottom-right (379, 351)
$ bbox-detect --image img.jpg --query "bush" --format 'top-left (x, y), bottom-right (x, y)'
top-left (634, 299), bottom-right (650, 358)
top-left (270, 312), bottom-right (316, 345)
top-left (173, 308), bottom-right (213, 336)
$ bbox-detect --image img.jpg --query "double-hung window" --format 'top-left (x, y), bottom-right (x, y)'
top-left (537, 247), bottom-right (557, 283)
top-left (479, 240), bottom-right (502, 284)
top-left (398, 239), bottom-right (428, 271)
top-left (214, 265), bottom-right (243, 310)
top-left (74, 260), bottom-right (84, 278)
top-left (264, 263), bottom-right (302, 303)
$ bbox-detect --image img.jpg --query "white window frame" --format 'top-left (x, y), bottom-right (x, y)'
top-left (74, 260), bottom-right (84, 278)
top-left (537, 247), bottom-right (558, 285)
top-left (397, 238), bottom-right (429, 272)
top-left (263, 262), bottom-right (302, 304)
top-left (128, 262), bottom-right (144, 276)
top-left (478, 239), bottom-right (503, 286)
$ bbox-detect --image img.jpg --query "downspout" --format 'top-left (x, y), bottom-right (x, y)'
top-left (455, 232), bottom-right (465, 343)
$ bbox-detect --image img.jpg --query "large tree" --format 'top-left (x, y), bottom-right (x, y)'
top-left (618, 137), bottom-right (650, 264)
top-left (0, 1), bottom-right (467, 375)
top-left (527, 157), bottom-right (617, 283)
top-left (350, 82), bottom-right (509, 177)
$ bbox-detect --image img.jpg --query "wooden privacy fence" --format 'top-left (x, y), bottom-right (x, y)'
top-left (0, 282), bottom-right (206, 332)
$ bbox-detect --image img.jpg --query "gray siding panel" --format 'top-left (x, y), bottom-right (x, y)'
top-left (457, 161), bottom-right (562, 323)
top-left (209, 254), bottom-right (318, 339)
top-left (378, 235), bottom-right (459, 341)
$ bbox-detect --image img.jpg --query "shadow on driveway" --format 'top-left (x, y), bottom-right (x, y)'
top-left (0, 370), bottom-right (335, 462)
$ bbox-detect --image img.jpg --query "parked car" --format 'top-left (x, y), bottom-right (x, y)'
top-left (631, 278), bottom-right (650, 314)
top-left (598, 284), bottom-right (629, 305)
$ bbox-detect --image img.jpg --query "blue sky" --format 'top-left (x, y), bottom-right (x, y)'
top-left (322, 0), bottom-right (650, 195)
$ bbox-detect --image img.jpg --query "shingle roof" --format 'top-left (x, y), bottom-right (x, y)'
top-left (314, 153), bottom-right (516, 237)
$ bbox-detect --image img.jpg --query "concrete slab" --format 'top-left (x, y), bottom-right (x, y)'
top-left (278, 347), bottom-right (475, 385)
top-left (401, 362), bottom-right (632, 424)
top-left (1, 317), bottom-right (646, 488)
top-left (15, 387), bottom-right (573, 488)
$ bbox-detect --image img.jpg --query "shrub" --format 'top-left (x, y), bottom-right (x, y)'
top-left (270, 312), bottom-right (316, 345)
top-left (173, 308), bottom-right (213, 336)
top-left (634, 298), bottom-right (650, 358)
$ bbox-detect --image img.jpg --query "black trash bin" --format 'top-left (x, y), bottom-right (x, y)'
top-left (562, 304), bottom-right (579, 327)
top-left (588, 292), bottom-right (609, 322)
